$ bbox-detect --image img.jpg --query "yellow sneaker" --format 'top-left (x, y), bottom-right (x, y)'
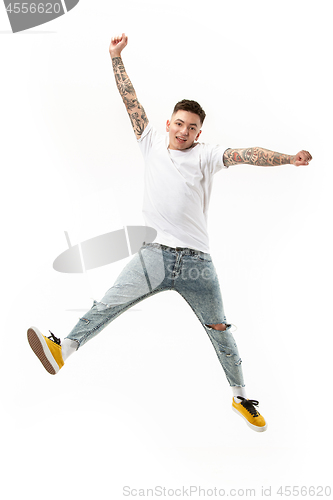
top-left (27, 327), bottom-right (64, 375)
top-left (232, 396), bottom-right (267, 432)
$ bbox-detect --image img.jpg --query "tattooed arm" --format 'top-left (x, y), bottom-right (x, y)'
top-left (109, 34), bottom-right (148, 139)
top-left (223, 147), bottom-right (312, 167)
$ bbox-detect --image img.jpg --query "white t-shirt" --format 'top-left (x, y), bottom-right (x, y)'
top-left (137, 123), bottom-right (229, 253)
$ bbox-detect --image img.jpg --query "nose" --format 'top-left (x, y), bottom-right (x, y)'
top-left (180, 126), bottom-right (189, 136)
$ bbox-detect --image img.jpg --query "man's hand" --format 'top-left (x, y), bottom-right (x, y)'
top-left (109, 33), bottom-right (128, 58)
top-left (291, 150), bottom-right (313, 166)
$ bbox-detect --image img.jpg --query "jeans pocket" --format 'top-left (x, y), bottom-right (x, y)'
top-left (194, 254), bottom-right (211, 263)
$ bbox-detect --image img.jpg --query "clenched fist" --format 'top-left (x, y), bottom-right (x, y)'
top-left (292, 150), bottom-right (313, 166)
top-left (109, 33), bottom-right (128, 58)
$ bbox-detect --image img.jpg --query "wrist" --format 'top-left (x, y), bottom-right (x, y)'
top-left (110, 51), bottom-right (122, 59)
top-left (289, 155), bottom-right (295, 164)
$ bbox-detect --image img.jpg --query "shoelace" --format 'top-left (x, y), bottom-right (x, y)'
top-left (237, 396), bottom-right (260, 417)
top-left (48, 330), bottom-right (61, 345)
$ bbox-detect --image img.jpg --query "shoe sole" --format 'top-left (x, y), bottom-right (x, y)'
top-left (27, 327), bottom-right (59, 375)
top-left (232, 405), bottom-right (268, 432)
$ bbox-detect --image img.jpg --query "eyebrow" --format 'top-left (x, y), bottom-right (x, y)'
top-left (175, 119), bottom-right (198, 128)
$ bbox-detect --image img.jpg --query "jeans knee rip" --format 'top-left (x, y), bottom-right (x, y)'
top-left (204, 323), bottom-right (232, 331)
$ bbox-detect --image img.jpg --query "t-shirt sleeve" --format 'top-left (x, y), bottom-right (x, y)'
top-left (203, 143), bottom-right (229, 175)
top-left (136, 122), bottom-right (157, 159)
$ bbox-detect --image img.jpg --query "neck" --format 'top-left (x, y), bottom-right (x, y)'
top-left (168, 142), bottom-right (195, 151)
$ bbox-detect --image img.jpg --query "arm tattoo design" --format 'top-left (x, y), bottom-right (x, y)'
top-left (112, 57), bottom-right (135, 96)
top-left (223, 147), bottom-right (293, 167)
top-left (129, 108), bottom-right (147, 137)
top-left (112, 57), bottom-right (148, 138)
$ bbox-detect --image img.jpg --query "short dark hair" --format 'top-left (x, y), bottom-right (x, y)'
top-left (172, 99), bottom-right (206, 125)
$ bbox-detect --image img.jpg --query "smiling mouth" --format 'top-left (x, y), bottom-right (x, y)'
top-left (176, 137), bottom-right (187, 143)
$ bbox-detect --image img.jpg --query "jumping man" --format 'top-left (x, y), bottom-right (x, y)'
top-left (27, 34), bottom-right (312, 432)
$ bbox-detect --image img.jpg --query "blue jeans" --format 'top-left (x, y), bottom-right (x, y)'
top-left (66, 242), bottom-right (245, 387)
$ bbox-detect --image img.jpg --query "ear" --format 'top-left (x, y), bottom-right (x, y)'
top-left (166, 119), bottom-right (171, 132)
top-left (195, 130), bottom-right (202, 141)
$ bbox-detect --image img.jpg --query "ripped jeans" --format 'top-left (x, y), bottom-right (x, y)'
top-left (66, 242), bottom-right (245, 387)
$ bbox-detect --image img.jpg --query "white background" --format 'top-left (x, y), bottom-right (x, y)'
top-left (1, 0), bottom-right (332, 498)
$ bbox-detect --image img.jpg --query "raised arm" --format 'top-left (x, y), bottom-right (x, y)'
top-left (109, 34), bottom-right (149, 140)
top-left (223, 147), bottom-right (312, 167)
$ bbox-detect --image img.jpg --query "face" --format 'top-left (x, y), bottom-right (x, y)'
top-left (166, 110), bottom-right (202, 150)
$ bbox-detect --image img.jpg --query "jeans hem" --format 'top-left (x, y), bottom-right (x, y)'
top-left (64, 336), bottom-right (82, 349)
